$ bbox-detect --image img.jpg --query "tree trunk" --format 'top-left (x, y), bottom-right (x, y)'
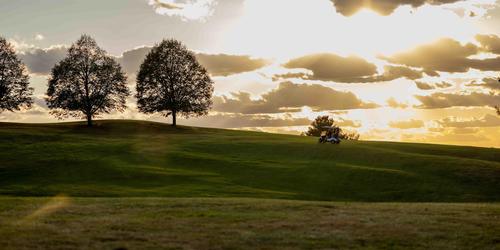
top-left (86, 114), bottom-right (93, 127)
top-left (172, 110), bottom-right (177, 127)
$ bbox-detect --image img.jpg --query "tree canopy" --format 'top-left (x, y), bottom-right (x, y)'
top-left (136, 39), bottom-right (214, 126)
top-left (0, 37), bottom-right (33, 112)
top-left (46, 35), bottom-right (129, 126)
top-left (305, 115), bottom-right (360, 140)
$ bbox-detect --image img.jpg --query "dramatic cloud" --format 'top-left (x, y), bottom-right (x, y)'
top-left (466, 78), bottom-right (500, 91)
top-left (196, 54), bottom-right (269, 76)
top-left (435, 82), bottom-right (453, 88)
top-left (284, 53), bottom-right (377, 82)
top-left (147, 0), bottom-right (217, 21)
top-left (415, 92), bottom-right (500, 109)
top-left (19, 46), bottom-right (68, 75)
top-left (330, 0), bottom-right (464, 16)
top-left (476, 34), bottom-right (500, 54)
top-left (337, 118), bottom-right (362, 128)
top-left (387, 97), bottom-right (408, 108)
top-left (117, 46), bottom-right (268, 76)
top-left (389, 119), bottom-right (425, 129)
top-left (382, 38), bottom-right (500, 73)
top-left (415, 81), bottom-right (435, 90)
top-left (381, 38), bottom-right (477, 72)
top-left (415, 81), bottom-right (452, 90)
top-left (116, 47), bottom-right (152, 75)
top-left (438, 114), bottom-right (500, 128)
top-left (213, 82), bottom-right (378, 114)
top-left (374, 65), bottom-right (423, 81)
top-left (283, 54), bottom-right (423, 83)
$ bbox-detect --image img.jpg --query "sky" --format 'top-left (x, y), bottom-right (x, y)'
top-left (1, 0), bottom-right (500, 147)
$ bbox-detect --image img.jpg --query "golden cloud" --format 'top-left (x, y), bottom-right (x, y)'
top-left (415, 92), bottom-right (500, 109)
top-left (213, 82), bottom-right (378, 114)
top-left (330, 0), bottom-right (464, 16)
top-left (389, 119), bottom-right (425, 129)
top-left (117, 46), bottom-right (268, 76)
top-left (382, 37), bottom-right (500, 73)
top-left (283, 53), bottom-right (422, 83)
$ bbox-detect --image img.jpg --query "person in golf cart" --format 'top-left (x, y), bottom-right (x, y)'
top-left (319, 126), bottom-right (340, 144)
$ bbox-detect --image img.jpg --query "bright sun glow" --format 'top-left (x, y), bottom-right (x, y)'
top-left (218, 0), bottom-right (479, 60)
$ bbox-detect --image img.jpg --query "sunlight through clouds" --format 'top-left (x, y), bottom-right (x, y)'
top-left (217, 0), bottom-right (486, 60)
top-left (1, 0), bottom-right (500, 147)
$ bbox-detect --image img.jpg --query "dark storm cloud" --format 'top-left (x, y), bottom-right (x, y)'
top-left (213, 82), bottom-right (378, 114)
top-left (281, 54), bottom-right (423, 83)
top-left (330, 0), bottom-right (464, 16)
top-left (117, 46), bottom-right (269, 76)
top-left (415, 92), bottom-right (500, 109)
top-left (19, 46), bottom-right (68, 75)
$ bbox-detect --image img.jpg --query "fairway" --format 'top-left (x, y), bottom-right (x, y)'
top-left (0, 120), bottom-right (499, 201)
top-left (1, 197), bottom-right (499, 250)
top-left (1, 120), bottom-right (500, 249)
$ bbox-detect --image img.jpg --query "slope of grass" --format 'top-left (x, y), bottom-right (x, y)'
top-left (1, 197), bottom-right (499, 250)
top-left (0, 120), bottom-right (499, 202)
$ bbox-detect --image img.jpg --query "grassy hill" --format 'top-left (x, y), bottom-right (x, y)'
top-left (0, 120), bottom-right (499, 202)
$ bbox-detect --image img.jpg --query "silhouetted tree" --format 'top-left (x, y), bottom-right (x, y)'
top-left (305, 115), bottom-right (360, 140)
top-left (46, 35), bottom-right (129, 127)
top-left (306, 116), bottom-right (335, 137)
top-left (0, 37), bottom-right (33, 112)
top-left (136, 39), bottom-right (214, 126)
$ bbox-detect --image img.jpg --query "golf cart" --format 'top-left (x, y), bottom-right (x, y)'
top-left (318, 126), bottom-right (341, 144)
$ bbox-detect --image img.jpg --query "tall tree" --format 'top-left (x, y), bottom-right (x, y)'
top-left (136, 39), bottom-right (214, 126)
top-left (46, 35), bottom-right (129, 127)
top-left (0, 37), bottom-right (33, 112)
top-left (305, 115), bottom-right (360, 140)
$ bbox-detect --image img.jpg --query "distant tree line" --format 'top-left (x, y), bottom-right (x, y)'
top-left (0, 35), bottom-right (214, 127)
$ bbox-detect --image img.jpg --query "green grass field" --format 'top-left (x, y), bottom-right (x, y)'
top-left (1, 198), bottom-right (499, 250)
top-left (1, 120), bottom-right (499, 201)
top-left (1, 120), bottom-right (499, 249)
